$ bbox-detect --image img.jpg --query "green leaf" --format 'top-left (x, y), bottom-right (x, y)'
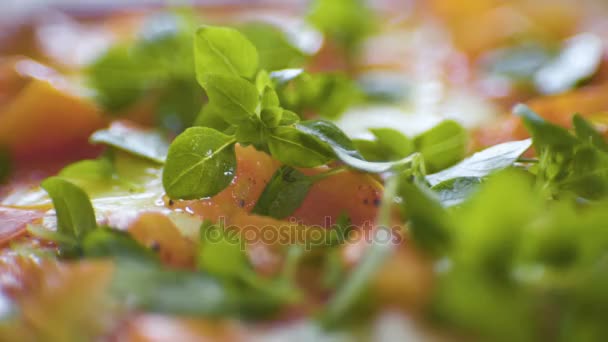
top-left (276, 72), bottom-right (361, 119)
top-left (399, 180), bottom-right (452, 254)
top-left (200, 73), bottom-right (259, 125)
top-left (573, 114), bottom-right (608, 152)
top-left (156, 78), bottom-right (204, 134)
top-left (194, 103), bottom-right (231, 131)
top-left (87, 46), bottom-right (154, 111)
top-left (90, 125), bottom-right (170, 164)
top-left (296, 120), bottom-right (361, 158)
top-left (0, 147), bottom-right (11, 184)
top-left (82, 227), bottom-right (158, 262)
top-left (252, 166), bottom-right (314, 219)
top-left (40, 177), bottom-right (97, 241)
top-left (197, 220), bottom-right (246, 278)
top-left (413, 120), bottom-right (468, 173)
top-left (514, 104), bottom-right (578, 149)
top-left (297, 119), bottom-right (419, 173)
top-left (162, 127), bottom-right (237, 199)
top-left (194, 26), bottom-right (259, 80)
top-left (515, 104), bottom-right (608, 199)
top-left (110, 259), bottom-right (239, 317)
top-left (239, 22), bottom-right (307, 71)
top-left (260, 107), bottom-right (283, 128)
top-left (58, 156), bottom-right (114, 188)
top-left (354, 128), bottom-right (414, 161)
top-left (278, 110), bottom-right (300, 126)
top-left (432, 177), bottom-right (483, 207)
top-left (88, 12), bottom-right (196, 113)
top-left (426, 139), bottom-right (532, 186)
top-left (308, 0), bottom-right (376, 54)
top-left (268, 126), bottom-right (334, 168)
top-left (261, 86), bottom-right (280, 109)
top-left (370, 128), bottom-right (414, 158)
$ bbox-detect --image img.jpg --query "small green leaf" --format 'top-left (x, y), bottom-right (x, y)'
top-left (239, 22), bottom-right (307, 71)
top-left (194, 26), bottom-right (259, 80)
top-left (59, 157), bottom-right (114, 186)
top-left (82, 227), bottom-right (158, 262)
top-left (252, 166), bottom-right (314, 219)
top-left (201, 73), bottom-right (259, 125)
top-left (90, 124), bottom-right (170, 164)
top-left (370, 128), bottom-right (414, 159)
top-left (235, 117), bottom-right (267, 145)
top-left (278, 110), bottom-right (300, 126)
top-left (432, 177), bottom-right (483, 207)
top-left (399, 180), bottom-right (452, 254)
top-left (426, 139), bottom-right (532, 186)
top-left (308, 0), bottom-right (376, 55)
top-left (261, 86), bottom-right (280, 109)
top-left (194, 103), bottom-right (230, 131)
top-left (198, 220), bottom-right (246, 278)
top-left (573, 114), bottom-right (608, 152)
top-left (260, 107), bottom-right (283, 128)
top-left (110, 259), bottom-right (238, 317)
top-left (268, 126), bottom-right (334, 167)
top-left (162, 127), bottom-right (237, 199)
top-left (296, 120), bottom-right (360, 158)
top-left (413, 120), bottom-right (468, 173)
top-left (41, 177), bottom-right (97, 241)
top-left (514, 104), bottom-right (578, 149)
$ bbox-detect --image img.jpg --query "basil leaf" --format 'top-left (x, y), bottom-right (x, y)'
top-left (573, 114), bottom-right (608, 152)
top-left (194, 103), bottom-right (231, 131)
top-left (295, 120), bottom-right (418, 172)
top-left (514, 104), bottom-right (578, 149)
top-left (260, 107), bottom-right (283, 128)
top-left (88, 11), bottom-right (197, 118)
top-left (252, 166), bottom-right (314, 219)
top-left (333, 149), bottom-right (418, 173)
top-left (88, 46), bottom-right (155, 111)
top-left (296, 120), bottom-right (361, 158)
top-left (201, 73), bottom-right (259, 125)
top-left (90, 124), bottom-right (170, 164)
top-left (198, 220), bottom-right (246, 278)
top-left (59, 156), bottom-right (114, 186)
top-left (413, 120), bottom-right (468, 173)
top-left (82, 227), bottom-right (158, 262)
top-left (194, 26), bottom-right (259, 80)
top-left (370, 128), bottom-right (414, 159)
top-left (239, 23), bottom-right (307, 71)
top-left (355, 128), bottom-right (414, 161)
top-left (426, 139), bottom-right (532, 186)
top-left (277, 72), bottom-right (361, 119)
top-left (162, 127), bottom-right (237, 199)
top-left (268, 126), bottom-right (334, 167)
top-left (41, 177), bottom-right (97, 241)
top-left (432, 177), bottom-right (483, 207)
top-left (278, 110), bottom-right (300, 126)
top-left (0, 147), bottom-right (11, 184)
top-left (399, 180), bottom-right (452, 254)
top-left (308, 0), bottom-right (376, 54)
top-left (110, 259), bottom-right (237, 317)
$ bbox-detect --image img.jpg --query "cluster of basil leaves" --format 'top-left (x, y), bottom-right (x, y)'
top-left (161, 25), bottom-right (420, 201)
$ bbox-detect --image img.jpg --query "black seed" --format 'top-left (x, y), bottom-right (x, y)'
top-left (150, 241), bottom-right (161, 252)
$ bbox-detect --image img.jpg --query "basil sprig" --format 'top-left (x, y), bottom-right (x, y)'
top-left (162, 26), bottom-right (416, 200)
